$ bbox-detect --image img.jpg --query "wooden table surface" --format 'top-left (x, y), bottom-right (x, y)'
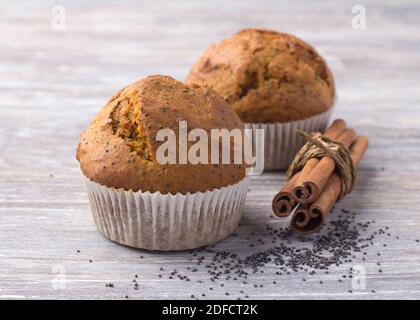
top-left (1, 0), bottom-right (419, 300)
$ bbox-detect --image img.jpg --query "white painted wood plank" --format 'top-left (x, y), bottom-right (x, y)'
top-left (0, 0), bottom-right (419, 299)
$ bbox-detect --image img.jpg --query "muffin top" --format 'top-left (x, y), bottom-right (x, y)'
top-left (76, 75), bottom-right (246, 194)
top-left (187, 29), bottom-right (335, 123)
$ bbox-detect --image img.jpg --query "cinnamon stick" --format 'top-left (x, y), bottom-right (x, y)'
top-left (293, 119), bottom-right (347, 202)
top-left (295, 128), bottom-right (357, 204)
top-left (272, 119), bottom-right (347, 217)
top-left (291, 136), bottom-right (369, 234)
top-left (291, 205), bottom-right (310, 229)
top-left (272, 172), bottom-right (300, 217)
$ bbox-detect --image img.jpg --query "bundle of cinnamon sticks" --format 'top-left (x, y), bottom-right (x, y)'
top-left (272, 119), bottom-right (368, 234)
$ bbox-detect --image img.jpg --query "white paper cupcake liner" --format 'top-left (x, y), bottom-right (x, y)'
top-left (245, 108), bottom-right (333, 171)
top-left (84, 177), bottom-right (249, 251)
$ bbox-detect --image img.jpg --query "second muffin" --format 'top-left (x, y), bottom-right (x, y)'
top-left (187, 29), bottom-right (335, 170)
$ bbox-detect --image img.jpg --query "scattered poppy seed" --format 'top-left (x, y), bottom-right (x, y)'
top-left (155, 210), bottom-right (389, 298)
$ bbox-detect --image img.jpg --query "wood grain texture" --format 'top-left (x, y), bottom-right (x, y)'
top-left (0, 0), bottom-right (419, 299)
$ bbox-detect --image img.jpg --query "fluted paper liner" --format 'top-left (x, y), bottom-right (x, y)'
top-left (85, 177), bottom-right (249, 251)
top-left (245, 108), bottom-right (333, 171)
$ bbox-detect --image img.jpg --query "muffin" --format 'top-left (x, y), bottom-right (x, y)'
top-left (187, 28), bottom-right (335, 170)
top-left (77, 75), bottom-right (249, 250)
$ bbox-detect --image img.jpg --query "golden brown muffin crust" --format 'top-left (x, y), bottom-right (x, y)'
top-left (76, 75), bottom-right (246, 194)
top-left (187, 28), bottom-right (335, 123)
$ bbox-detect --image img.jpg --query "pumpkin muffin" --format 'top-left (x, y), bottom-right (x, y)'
top-left (187, 29), bottom-right (335, 170)
top-left (77, 75), bottom-right (249, 250)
